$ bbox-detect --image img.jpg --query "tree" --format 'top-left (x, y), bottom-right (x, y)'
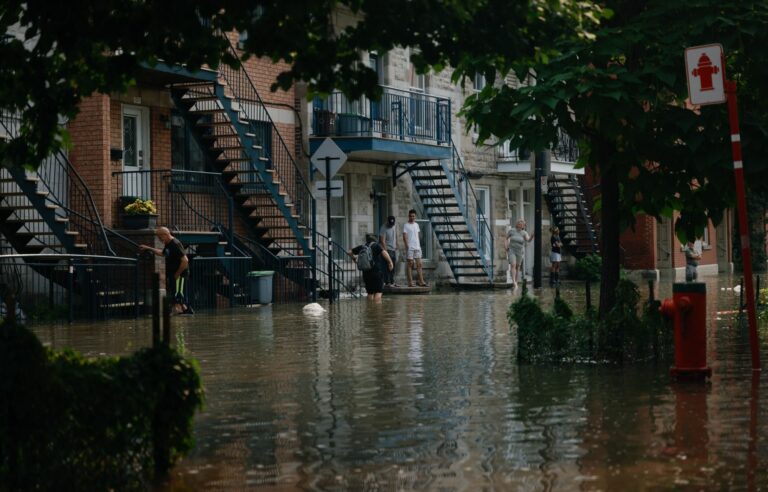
top-left (0, 0), bottom-right (601, 170)
top-left (463, 0), bottom-right (768, 315)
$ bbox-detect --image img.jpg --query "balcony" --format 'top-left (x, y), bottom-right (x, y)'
top-left (310, 86), bottom-right (452, 163)
top-left (496, 128), bottom-right (582, 175)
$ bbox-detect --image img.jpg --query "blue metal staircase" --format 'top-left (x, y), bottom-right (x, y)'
top-left (169, 41), bottom-right (314, 261)
top-left (408, 144), bottom-right (494, 285)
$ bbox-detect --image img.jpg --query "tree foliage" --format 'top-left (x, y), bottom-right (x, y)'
top-left (0, 0), bottom-right (602, 169)
top-left (462, 0), bottom-right (768, 312)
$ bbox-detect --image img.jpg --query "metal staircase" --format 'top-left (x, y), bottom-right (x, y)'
top-left (408, 144), bottom-right (494, 284)
top-left (546, 173), bottom-right (599, 258)
top-left (0, 111), bottom-right (148, 319)
top-left (169, 40), bottom-right (314, 263)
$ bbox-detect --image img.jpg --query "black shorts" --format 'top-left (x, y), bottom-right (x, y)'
top-left (363, 269), bottom-right (384, 294)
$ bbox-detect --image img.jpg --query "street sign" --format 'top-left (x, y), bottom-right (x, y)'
top-left (685, 44), bottom-right (726, 106)
top-left (314, 180), bottom-right (344, 198)
top-left (310, 138), bottom-right (347, 179)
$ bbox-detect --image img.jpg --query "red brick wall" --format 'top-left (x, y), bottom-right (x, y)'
top-left (671, 212), bottom-right (717, 268)
top-left (68, 94), bottom-right (112, 225)
top-left (620, 214), bottom-right (656, 270)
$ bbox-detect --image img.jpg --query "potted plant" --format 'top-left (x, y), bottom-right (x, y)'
top-left (122, 198), bottom-right (158, 230)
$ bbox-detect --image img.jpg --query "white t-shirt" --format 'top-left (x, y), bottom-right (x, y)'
top-left (403, 222), bottom-right (421, 250)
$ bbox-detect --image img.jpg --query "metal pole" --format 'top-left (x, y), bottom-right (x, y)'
top-left (67, 259), bottom-right (74, 323)
top-left (533, 151), bottom-right (544, 288)
top-left (725, 78), bottom-right (760, 371)
top-left (325, 156), bottom-right (334, 304)
top-left (312, 197), bottom-right (317, 302)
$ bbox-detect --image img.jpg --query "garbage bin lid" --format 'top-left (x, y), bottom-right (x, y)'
top-left (247, 271), bottom-right (275, 277)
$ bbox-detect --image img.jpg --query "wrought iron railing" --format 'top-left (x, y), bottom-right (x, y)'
top-left (233, 233), bottom-right (314, 303)
top-left (312, 86), bottom-right (451, 146)
top-left (218, 38), bottom-right (315, 254)
top-left (111, 169), bottom-right (233, 241)
top-left (0, 111), bottom-right (114, 257)
top-left (0, 253), bottom-right (145, 322)
top-left (551, 127), bottom-right (579, 164)
top-left (314, 231), bottom-right (362, 299)
top-left (428, 143), bottom-right (495, 280)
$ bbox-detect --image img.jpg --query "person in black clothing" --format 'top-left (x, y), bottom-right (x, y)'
top-left (140, 227), bottom-right (193, 314)
top-left (347, 233), bottom-right (394, 301)
top-left (549, 227), bottom-right (562, 287)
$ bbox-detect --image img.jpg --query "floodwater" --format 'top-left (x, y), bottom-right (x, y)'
top-left (31, 276), bottom-right (768, 491)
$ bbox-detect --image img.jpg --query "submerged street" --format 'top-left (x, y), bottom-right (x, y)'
top-left (33, 277), bottom-right (768, 491)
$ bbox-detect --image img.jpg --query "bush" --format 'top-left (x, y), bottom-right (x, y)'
top-left (509, 279), bottom-right (671, 364)
top-left (571, 254), bottom-right (602, 281)
top-left (124, 198), bottom-right (157, 215)
top-left (0, 322), bottom-right (204, 491)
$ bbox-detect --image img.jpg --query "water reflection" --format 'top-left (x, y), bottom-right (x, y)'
top-left (29, 276), bottom-right (767, 490)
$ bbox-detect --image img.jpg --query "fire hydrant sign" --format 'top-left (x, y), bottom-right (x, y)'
top-left (685, 44), bottom-right (726, 106)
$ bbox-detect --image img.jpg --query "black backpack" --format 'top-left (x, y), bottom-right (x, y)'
top-left (356, 242), bottom-right (375, 271)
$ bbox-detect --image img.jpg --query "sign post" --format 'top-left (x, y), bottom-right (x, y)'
top-left (686, 44), bottom-right (760, 372)
top-left (311, 138), bottom-right (348, 304)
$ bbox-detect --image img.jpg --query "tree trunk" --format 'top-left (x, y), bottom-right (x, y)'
top-left (599, 163), bottom-right (621, 318)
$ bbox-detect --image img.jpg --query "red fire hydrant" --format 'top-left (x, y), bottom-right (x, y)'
top-left (660, 283), bottom-right (711, 379)
top-left (692, 53), bottom-right (719, 92)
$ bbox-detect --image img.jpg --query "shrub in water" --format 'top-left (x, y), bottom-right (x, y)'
top-left (0, 322), bottom-right (204, 490)
top-left (572, 254), bottom-right (602, 281)
top-left (509, 279), bottom-right (671, 364)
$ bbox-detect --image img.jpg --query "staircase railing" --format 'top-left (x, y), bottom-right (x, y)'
top-left (571, 175), bottom-right (598, 253)
top-left (218, 38), bottom-right (315, 254)
top-left (111, 169), bottom-right (234, 247)
top-left (314, 231), bottom-right (362, 299)
top-left (0, 110), bottom-right (114, 257)
top-left (428, 142), bottom-right (495, 281)
top-left (233, 233), bottom-right (314, 303)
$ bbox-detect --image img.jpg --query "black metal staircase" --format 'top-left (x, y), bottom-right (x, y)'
top-left (546, 173), bottom-right (599, 258)
top-left (408, 144), bottom-right (494, 285)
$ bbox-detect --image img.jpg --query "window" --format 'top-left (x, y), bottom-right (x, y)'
top-left (237, 30), bottom-right (249, 50)
top-left (473, 73), bottom-right (486, 92)
top-left (329, 175), bottom-right (347, 247)
top-left (171, 111), bottom-right (207, 173)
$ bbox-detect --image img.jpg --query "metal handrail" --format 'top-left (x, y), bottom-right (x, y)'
top-left (436, 141), bottom-right (495, 281)
top-left (314, 230), bottom-right (362, 298)
top-left (0, 110), bottom-right (115, 257)
top-left (0, 253), bottom-right (136, 262)
top-left (219, 37), bottom-right (315, 252)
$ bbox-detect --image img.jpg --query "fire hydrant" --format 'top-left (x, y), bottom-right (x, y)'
top-left (660, 283), bottom-right (711, 379)
top-left (691, 53), bottom-right (719, 92)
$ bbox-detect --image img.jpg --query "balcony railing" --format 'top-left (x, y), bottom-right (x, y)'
top-left (312, 86), bottom-right (451, 146)
top-left (111, 170), bottom-right (233, 238)
top-left (551, 127), bottom-right (579, 164)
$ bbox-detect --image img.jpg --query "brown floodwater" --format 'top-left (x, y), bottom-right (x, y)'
top-left (31, 276), bottom-right (768, 491)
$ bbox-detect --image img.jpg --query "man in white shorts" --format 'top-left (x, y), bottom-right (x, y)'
top-left (402, 209), bottom-right (427, 287)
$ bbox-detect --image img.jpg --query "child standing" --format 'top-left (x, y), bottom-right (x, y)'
top-left (549, 227), bottom-right (562, 287)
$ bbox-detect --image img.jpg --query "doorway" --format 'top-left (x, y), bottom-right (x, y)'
top-left (372, 177), bottom-right (390, 235)
top-left (475, 185), bottom-right (491, 260)
top-left (122, 105), bottom-right (150, 198)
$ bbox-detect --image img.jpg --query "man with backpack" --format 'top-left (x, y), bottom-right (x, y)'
top-left (347, 233), bottom-right (394, 301)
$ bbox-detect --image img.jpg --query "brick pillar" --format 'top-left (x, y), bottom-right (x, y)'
top-left (68, 94), bottom-right (113, 226)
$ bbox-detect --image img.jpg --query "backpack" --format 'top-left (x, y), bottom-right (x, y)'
top-left (356, 242), bottom-right (375, 271)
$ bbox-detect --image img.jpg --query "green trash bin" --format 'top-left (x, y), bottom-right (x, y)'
top-left (247, 271), bottom-right (274, 304)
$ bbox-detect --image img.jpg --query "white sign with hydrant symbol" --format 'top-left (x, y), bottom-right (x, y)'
top-left (685, 44), bottom-right (726, 106)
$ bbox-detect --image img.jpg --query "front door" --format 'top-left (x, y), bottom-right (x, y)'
top-left (122, 105), bottom-right (150, 198)
top-left (372, 178), bottom-right (389, 234)
top-left (476, 186), bottom-right (491, 260)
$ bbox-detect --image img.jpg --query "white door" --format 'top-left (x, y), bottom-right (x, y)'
top-left (476, 186), bottom-right (491, 260)
top-left (122, 105), bottom-right (150, 198)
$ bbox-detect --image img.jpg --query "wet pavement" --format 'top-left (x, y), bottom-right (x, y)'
top-left (32, 275), bottom-right (768, 491)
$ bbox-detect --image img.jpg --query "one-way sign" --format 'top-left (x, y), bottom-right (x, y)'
top-left (310, 138), bottom-right (347, 180)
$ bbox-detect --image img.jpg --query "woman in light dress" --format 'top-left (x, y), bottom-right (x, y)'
top-left (506, 219), bottom-right (533, 289)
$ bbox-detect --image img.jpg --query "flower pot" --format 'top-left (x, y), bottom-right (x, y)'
top-left (121, 214), bottom-right (158, 230)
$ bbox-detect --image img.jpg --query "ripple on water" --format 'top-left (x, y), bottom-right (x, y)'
top-left (30, 276), bottom-right (768, 491)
